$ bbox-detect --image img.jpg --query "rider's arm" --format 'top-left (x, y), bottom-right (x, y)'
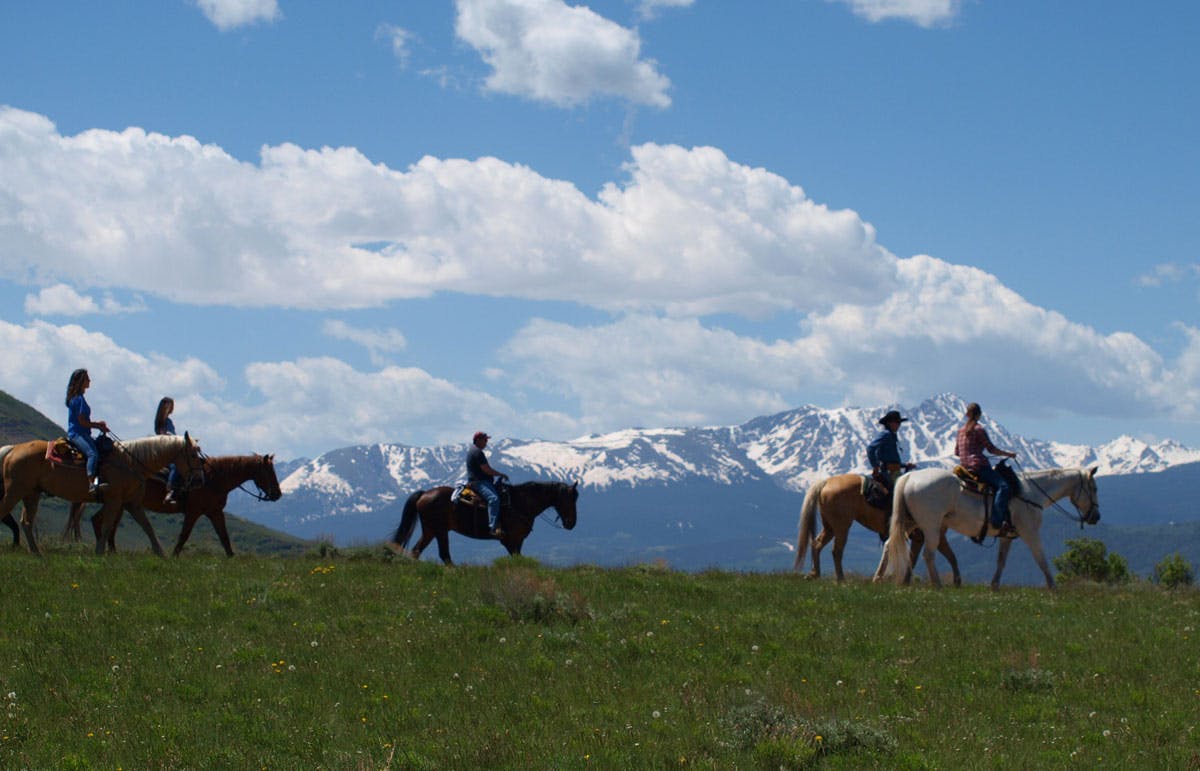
top-left (481, 462), bottom-right (506, 479)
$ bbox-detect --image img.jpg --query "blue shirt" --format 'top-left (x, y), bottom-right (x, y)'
top-left (157, 417), bottom-right (175, 435)
top-left (67, 395), bottom-right (91, 439)
top-left (866, 429), bottom-right (902, 468)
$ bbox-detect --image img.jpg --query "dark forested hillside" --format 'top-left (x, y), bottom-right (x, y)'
top-left (0, 389), bottom-right (63, 444)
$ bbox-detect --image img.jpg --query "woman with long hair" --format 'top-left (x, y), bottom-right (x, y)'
top-left (954, 402), bottom-right (1018, 537)
top-left (154, 396), bottom-right (182, 503)
top-left (66, 368), bottom-right (110, 494)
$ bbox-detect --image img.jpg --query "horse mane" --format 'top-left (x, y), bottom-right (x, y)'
top-left (117, 434), bottom-right (186, 465)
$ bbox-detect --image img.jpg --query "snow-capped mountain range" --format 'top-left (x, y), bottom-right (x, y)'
top-left (236, 394), bottom-right (1200, 540)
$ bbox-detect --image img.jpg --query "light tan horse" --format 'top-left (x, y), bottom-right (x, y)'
top-left (0, 434), bottom-right (202, 556)
top-left (794, 473), bottom-right (962, 585)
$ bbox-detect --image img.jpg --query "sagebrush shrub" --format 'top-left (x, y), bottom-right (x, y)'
top-left (1053, 537), bottom-right (1131, 584)
top-left (1152, 552), bottom-right (1195, 589)
top-left (479, 567), bottom-right (592, 624)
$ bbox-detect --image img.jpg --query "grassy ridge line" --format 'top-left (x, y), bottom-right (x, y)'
top-left (1, 552), bottom-right (1197, 769)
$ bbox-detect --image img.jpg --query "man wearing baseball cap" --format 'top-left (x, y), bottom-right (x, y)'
top-left (466, 430), bottom-right (509, 537)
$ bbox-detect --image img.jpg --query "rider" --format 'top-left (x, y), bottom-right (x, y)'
top-left (154, 396), bottom-right (183, 504)
top-left (466, 431), bottom-right (508, 538)
top-left (955, 402), bottom-right (1018, 537)
top-left (866, 409), bottom-right (914, 491)
top-left (65, 368), bottom-right (109, 495)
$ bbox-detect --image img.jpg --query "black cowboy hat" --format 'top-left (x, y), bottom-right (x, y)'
top-left (878, 410), bottom-right (908, 426)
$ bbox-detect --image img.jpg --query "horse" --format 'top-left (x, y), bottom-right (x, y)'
top-left (64, 454), bottom-right (282, 556)
top-left (793, 473), bottom-right (962, 585)
top-left (389, 481), bottom-right (579, 565)
top-left (0, 433), bottom-right (202, 556)
top-left (877, 465), bottom-right (1100, 589)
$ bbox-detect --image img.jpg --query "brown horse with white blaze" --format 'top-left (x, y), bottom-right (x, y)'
top-left (389, 481), bottom-right (579, 565)
top-left (794, 473), bottom-right (962, 585)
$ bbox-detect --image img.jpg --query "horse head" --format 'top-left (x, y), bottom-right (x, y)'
top-left (1071, 466), bottom-right (1101, 525)
top-left (177, 431), bottom-right (205, 485)
top-left (554, 481), bottom-right (579, 530)
top-left (255, 453), bottom-right (283, 502)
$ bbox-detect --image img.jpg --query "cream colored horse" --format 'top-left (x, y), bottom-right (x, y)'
top-left (876, 465), bottom-right (1100, 589)
top-left (0, 434), bottom-right (202, 556)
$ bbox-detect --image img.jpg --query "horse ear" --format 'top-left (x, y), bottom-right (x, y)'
top-left (1088, 466), bottom-right (1098, 478)
top-left (570, 481), bottom-right (578, 492)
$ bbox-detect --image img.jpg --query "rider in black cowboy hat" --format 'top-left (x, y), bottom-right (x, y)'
top-left (867, 409), bottom-right (914, 491)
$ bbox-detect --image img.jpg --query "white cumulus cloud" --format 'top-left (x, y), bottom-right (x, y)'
top-left (454, 0), bottom-right (672, 107)
top-left (195, 0), bottom-right (281, 31)
top-left (323, 320), bottom-right (408, 365)
top-left (24, 284), bottom-right (145, 317)
top-left (0, 107), bottom-right (894, 316)
top-left (638, 0), bottom-right (695, 20)
top-left (831, 0), bottom-right (961, 28)
top-left (501, 255), bottom-right (1200, 432)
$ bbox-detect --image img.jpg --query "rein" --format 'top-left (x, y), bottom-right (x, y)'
top-left (1012, 461), bottom-right (1090, 528)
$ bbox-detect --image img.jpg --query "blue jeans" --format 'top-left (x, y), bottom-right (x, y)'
top-left (972, 464), bottom-right (1011, 527)
top-left (70, 433), bottom-right (100, 478)
top-left (475, 479), bottom-right (500, 529)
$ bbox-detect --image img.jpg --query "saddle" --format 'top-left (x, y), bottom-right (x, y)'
top-left (861, 473), bottom-right (891, 511)
top-left (451, 481), bottom-right (512, 538)
top-left (952, 465), bottom-right (990, 495)
top-left (45, 436), bottom-right (115, 467)
top-left (954, 461), bottom-right (1021, 543)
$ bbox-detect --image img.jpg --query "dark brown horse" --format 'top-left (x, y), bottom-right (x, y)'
top-left (389, 481), bottom-right (579, 565)
top-left (64, 454), bottom-right (283, 556)
top-left (794, 473), bottom-right (962, 585)
top-left (0, 434), bottom-right (202, 556)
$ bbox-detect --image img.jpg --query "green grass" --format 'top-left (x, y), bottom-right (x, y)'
top-left (1, 549), bottom-right (1198, 769)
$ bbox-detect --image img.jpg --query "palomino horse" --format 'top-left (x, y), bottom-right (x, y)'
top-left (389, 481), bottom-right (579, 565)
top-left (64, 454), bottom-right (282, 556)
top-left (877, 465), bottom-right (1100, 589)
top-left (794, 473), bottom-right (962, 585)
top-left (0, 434), bottom-right (202, 556)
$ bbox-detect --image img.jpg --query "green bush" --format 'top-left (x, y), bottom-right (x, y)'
top-left (1053, 537), bottom-right (1131, 584)
top-left (1152, 552), bottom-right (1195, 588)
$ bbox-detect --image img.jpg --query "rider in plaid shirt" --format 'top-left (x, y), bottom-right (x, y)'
top-left (955, 402), bottom-right (1017, 536)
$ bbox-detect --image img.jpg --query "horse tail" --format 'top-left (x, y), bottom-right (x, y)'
top-left (883, 473), bottom-right (913, 584)
top-left (391, 489), bottom-right (424, 550)
top-left (793, 477), bottom-right (827, 572)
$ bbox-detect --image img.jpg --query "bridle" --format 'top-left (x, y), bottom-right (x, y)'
top-left (1014, 462), bottom-right (1098, 528)
top-left (235, 456), bottom-right (282, 502)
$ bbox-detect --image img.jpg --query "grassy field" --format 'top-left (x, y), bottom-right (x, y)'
top-left (1, 547), bottom-right (1197, 770)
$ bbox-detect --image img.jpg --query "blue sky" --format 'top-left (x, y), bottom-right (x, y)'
top-left (1, 0), bottom-right (1198, 459)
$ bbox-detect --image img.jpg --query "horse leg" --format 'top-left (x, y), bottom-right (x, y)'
top-left (920, 529), bottom-right (944, 588)
top-left (89, 510), bottom-right (104, 545)
top-left (830, 523), bottom-right (852, 583)
top-left (990, 537), bottom-right (1015, 590)
top-left (2, 512), bottom-right (17, 546)
top-left (63, 502), bottom-right (84, 541)
top-left (936, 530), bottom-right (962, 587)
top-left (408, 527), bottom-right (435, 561)
top-left (19, 494), bottom-right (42, 556)
top-left (208, 511), bottom-right (235, 557)
top-left (172, 509), bottom-right (203, 557)
top-left (125, 504), bottom-right (166, 558)
top-left (809, 527), bottom-right (833, 578)
top-left (1022, 531), bottom-right (1057, 591)
top-left (435, 531), bottom-right (453, 566)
